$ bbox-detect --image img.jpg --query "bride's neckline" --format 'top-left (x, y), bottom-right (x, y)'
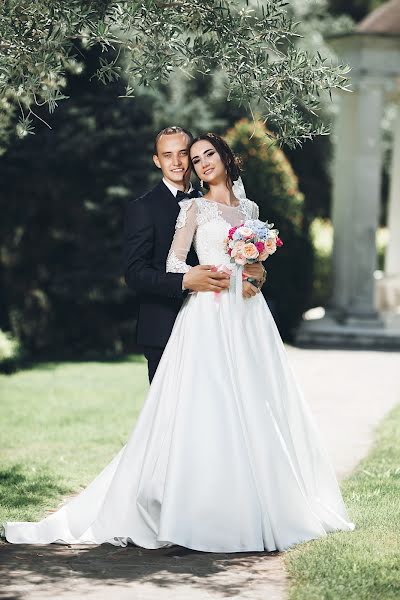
top-left (200, 196), bottom-right (242, 208)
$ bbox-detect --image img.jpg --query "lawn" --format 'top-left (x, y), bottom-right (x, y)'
top-left (286, 403), bottom-right (400, 600)
top-left (0, 357), bottom-right (148, 526)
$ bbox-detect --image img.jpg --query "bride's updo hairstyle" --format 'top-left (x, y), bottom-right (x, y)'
top-left (190, 133), bottom-right (241, 186)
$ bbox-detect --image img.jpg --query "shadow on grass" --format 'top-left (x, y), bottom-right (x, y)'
top-left (0, 468), bottom-right (283, 597)
top-left (0, 465), bottom-right (69, 511)
top-left (13, 353), bottom-right (147, 374)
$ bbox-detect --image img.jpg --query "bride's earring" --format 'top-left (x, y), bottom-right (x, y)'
top-left (200, 179), bottom-right (204, 188)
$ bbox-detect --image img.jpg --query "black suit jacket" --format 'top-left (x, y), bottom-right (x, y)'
top-left (123, 181), bottom-right (198, 349)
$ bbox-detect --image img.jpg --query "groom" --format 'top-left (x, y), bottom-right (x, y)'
top-left (124, 126), bottom-right (264, 382)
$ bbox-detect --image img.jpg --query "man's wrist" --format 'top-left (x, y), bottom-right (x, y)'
top-left (248, 269), bottom-right (266, 289)
top-left (259, 269), bottom-right (267, 288)
top-left (245, 277), bottom-right (258, 287)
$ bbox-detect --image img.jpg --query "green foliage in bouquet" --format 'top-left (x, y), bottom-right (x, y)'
top-left (225, 119), bottom-right (314, 338)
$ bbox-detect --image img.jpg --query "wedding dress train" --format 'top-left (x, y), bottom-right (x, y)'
top-left (5, 197), bottom-right (354, 551)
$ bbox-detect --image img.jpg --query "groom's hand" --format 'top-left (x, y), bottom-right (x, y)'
top-left (243, 280), bottom-right (259, 298)
top-left (243, 263), bottom-right (266, 288)
top-left (183, 266), bottom-right (230, 292)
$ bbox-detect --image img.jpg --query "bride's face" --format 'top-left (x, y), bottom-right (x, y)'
top-left (190, 140), bottom-right (226, 185)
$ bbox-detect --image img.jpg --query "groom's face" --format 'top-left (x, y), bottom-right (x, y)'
top-left (153, 133), bottom-right (191, 189)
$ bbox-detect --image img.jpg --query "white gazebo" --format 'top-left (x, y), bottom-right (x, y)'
top-left (297, 0), bottom-right (400, 349)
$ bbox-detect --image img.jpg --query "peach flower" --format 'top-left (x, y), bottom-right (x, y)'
top-left (231, 240), bottom-right (245, 257)
top-left (265, 238), bottom-right (277, 255)
top-left (242, 243), bottom-right (259, 260)
top-left (235, 253), bottom-right (247, 265)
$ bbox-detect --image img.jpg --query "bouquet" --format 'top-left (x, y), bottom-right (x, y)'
top-left (224, 219), bottom-right (283, 266)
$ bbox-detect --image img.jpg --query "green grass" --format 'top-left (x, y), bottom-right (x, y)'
top-left (0, 356), bottom-right (148, 526)
top-left (286, 404), bottom-right (400, 600)
top-left (2, 357), bottom-right (399, 599)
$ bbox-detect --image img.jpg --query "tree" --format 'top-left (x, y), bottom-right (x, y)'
top-left (0, 0), bottom-right (350, 147)
top-left (0, 46), bottom-right (157, 356)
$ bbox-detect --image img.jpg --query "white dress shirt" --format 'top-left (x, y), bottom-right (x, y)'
top-left (163, 178), bottom-right (194, 197)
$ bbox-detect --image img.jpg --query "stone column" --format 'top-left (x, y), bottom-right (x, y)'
top-left (330, 90), bottom-right (357, 316)
top-left (330, 78), bottom-right (384, 323)
top-left (385, 106), bottom-right (400, 276)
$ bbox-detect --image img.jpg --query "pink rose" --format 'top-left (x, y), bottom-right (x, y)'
top-left (259, 249), bottom-right (269, 260)
top-left (276, 237), bottom-right (283, 247)
top-left (242, 243), bottom-right (259, 260)
top-left (228, 226), bottom-right (238, 239)
top-left (255, 241), bottom-right (265, 253)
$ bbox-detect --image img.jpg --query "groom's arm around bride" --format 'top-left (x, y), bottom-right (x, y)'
top-left (123, 126), bottom-right (230, 381)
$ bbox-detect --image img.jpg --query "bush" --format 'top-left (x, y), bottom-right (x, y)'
top-left (225, 119), bottom-right (315, 339)
top-left (0, 47), bottom-right (155, 359)
top-left (0, 329), bottom-right (21, 373)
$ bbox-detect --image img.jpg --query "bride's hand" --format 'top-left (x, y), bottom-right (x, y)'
top-left (243, 280), bottom-right (259, 299)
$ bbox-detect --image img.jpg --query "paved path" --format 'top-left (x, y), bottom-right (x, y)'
top-left (1, 347), bottom-right (399, 600)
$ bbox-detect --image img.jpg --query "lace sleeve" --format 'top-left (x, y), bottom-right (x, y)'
top-left (252, 201), bottom-right (259, 219)
top-left (166, 199), bottom-right (198, 273)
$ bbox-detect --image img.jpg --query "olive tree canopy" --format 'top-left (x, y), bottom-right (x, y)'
top-left (0, 0), bottom-right (350, 146)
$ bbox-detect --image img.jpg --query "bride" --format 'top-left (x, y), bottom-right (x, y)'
top-left (5, 133), bottom-right (354, 552)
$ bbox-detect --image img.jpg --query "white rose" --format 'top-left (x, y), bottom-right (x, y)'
top-left (237, 226), bottom-right (253, 240)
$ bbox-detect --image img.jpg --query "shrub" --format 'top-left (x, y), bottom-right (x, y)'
top-left (225, 119), bottom-right (315, 339)
top-left (0, 47), bottom-right (153, 359)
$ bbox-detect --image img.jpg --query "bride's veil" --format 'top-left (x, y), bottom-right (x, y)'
top-left (232, 176), bottom-right (247, 200)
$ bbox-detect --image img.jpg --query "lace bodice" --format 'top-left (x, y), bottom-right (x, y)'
top-left (166, 197), bottom-right (259, 273)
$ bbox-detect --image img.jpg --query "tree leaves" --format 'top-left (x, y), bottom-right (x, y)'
top-left (0, 0), bottom-right (350, 147)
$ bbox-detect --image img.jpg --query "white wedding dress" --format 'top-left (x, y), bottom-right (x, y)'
top-left (5, 197), bottom-right (354, 551)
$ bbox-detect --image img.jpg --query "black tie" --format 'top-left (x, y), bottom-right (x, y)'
top-left (176, 189), bottom-right (201, 201)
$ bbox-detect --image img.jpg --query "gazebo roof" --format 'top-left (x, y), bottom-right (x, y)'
top-left (356, 0), bottom-right (400, 35)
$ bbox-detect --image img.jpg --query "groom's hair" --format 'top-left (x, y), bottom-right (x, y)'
top-left (154, 126), bottom-right (193, 155)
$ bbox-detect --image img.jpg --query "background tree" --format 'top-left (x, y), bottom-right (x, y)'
top-left (0, 0), bottom-right (349, 147)
top-left (0, 46), bottom-right (154, 356)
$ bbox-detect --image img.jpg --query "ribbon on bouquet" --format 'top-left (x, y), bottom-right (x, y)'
top-left (211, 264), bottom-right (246, 316)
top-left (234, 264), bottom-right (245, 318)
